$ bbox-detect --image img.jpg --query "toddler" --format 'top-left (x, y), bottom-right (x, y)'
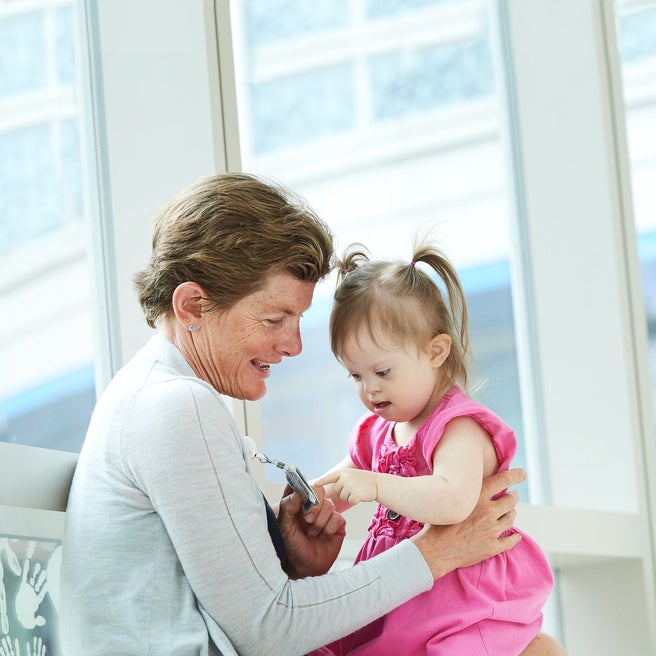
top-left (313, 240), bottom-right (554, 655)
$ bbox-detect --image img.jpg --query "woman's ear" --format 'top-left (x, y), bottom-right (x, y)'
top-left (171, 282), bottom-right (206, 329)
top-left (430, 334), bottom-right (452, 368)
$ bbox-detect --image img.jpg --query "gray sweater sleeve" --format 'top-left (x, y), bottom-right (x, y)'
top-left (123, 376), bottom-right (433, 655)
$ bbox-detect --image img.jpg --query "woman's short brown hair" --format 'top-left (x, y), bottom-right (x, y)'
top-left (134, 173), bottom-right (334, 328)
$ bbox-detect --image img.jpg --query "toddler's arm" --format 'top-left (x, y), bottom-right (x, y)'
top-left (315, 417), bottom-right (496, 525)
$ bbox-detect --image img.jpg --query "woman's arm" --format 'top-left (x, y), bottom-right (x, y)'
top-left (315, 417), bottom-right (495, 524)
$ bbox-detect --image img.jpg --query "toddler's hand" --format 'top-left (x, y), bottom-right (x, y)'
top-left (315, 469), bottom-right (379, 505)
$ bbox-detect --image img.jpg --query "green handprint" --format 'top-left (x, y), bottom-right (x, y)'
top-left (0, 636), bottom-right (46, 656)
top-left (15, 543), bottom-right (47, 631)
top-left (25, 636), bottom-right (45, 656)
top-left (0, 540), bottom-right (21, 635)
top-left (0, 635), bottom-right (17, 656)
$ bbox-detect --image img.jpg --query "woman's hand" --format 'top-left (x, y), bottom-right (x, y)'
top-left (410, 468), bottom-right (526, 580)
top-left (277, 486), bottom-right (347, 579)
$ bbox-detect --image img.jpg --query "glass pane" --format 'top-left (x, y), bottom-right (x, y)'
top-left (232, 0), bottom-right (527, 495)
top-left (615, 1), bottom-right (656, 437)
top-left (0, 1), bottom-right (95, 453)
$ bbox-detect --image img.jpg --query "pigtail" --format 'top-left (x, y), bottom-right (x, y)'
top-left (335, 243), bottom-right (370, 283)
top-left (411, 238), bottom-right (471, 388)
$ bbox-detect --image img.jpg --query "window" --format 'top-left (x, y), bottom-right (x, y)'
top-left (0, 0), bottom-right (94, 453)
top-left (0, 2), bottom-right (91, 652)
top-left (231, 0), bottom-right (531, 499)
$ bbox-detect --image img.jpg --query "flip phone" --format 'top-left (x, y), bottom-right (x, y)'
top-left (282, 463), bottom-right (319, 513)
top-left (243, 435), bottom-right (319, 512)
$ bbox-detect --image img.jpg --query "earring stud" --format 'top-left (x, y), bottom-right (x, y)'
top-left (188, 324), bottom-right (196, 331)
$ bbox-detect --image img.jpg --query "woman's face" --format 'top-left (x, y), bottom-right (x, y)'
top-left (194, 272), bottom-right (315, 401)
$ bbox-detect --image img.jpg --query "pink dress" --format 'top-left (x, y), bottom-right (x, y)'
top-left (319, 386), bottom-right (553, 656)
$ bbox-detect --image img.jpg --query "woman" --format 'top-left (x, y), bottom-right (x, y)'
top-left (60, 173), bottom-right (565, 655)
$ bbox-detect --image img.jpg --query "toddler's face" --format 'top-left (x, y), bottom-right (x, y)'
top-left (340, 331), bottom-right (444, 425)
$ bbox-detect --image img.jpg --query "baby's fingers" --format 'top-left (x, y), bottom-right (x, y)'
top-left (313, 471), bottom-right (340, 487)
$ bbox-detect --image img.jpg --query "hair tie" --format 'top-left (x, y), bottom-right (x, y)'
top-left (410, 261), bottom-right (416, 267)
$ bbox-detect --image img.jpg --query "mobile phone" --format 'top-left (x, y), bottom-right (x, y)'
top-left (243, 435), bottom-right (319, 513)
top-left (283, 463), bottom-right (319, 513)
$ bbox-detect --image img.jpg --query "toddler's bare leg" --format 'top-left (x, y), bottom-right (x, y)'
top-left (521, 633), bottom-right (567, 656)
